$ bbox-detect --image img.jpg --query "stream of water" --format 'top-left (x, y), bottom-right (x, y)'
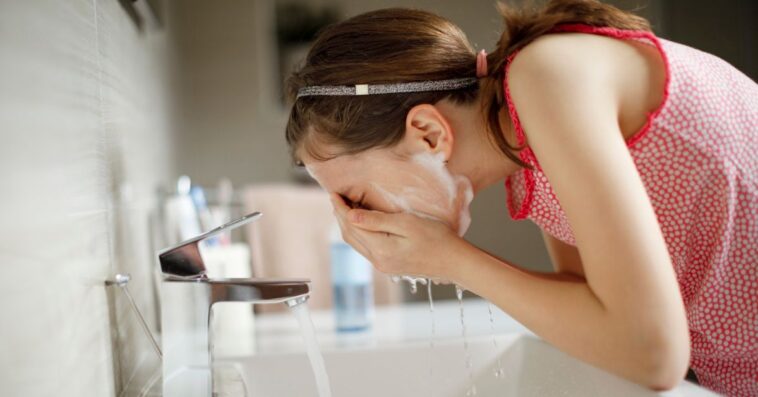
top-left (290, 303), bottom-right (333, 397)
top-left (427, 279), bottom-right (436, 395)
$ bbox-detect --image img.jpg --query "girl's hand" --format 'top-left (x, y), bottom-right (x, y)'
top-left (329, 192), bottom-right (465, 279)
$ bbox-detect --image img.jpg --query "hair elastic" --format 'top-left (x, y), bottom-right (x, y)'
top-left (476, 49), bottom-right (488, 78)
top-left (296, 77), bottom-right (479, 99)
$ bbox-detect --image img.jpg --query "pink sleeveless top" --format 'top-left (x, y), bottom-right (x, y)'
top-left (504, 24), bottom-right (758, 396)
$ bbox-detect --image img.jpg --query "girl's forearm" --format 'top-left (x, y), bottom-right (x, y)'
top-left (443, 239), bottom-right (686, 390)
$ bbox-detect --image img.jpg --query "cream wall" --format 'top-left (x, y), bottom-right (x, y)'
top-left (167, 0), bottom-right (293, 184)
top-left (0, 1), bottom-right (176, 396)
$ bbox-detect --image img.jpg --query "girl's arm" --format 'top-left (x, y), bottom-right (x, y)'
top-left (542, 229), bottom-right (584, 278)
top-left (334, 31), bottom-right (689, 392)
top-left (448, 238), bottom-right (686, 390)
top-left (451, 33), bottom-right (689, 390)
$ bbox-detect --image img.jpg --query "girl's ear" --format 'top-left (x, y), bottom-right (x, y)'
top-left (399, 103), bottom-right (455, 160)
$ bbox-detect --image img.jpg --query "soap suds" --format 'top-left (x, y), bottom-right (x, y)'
top-left (370, 183), bottom-right (442, 222)
top-left (309, 152), bottom-right (474, 237)
top-left (377, 152), bottom-right (474, 237)
top-left (305, 165), bottom-right (322, 185)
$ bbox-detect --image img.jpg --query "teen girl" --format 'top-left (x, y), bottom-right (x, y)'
top-left (284, 1), bottom-right (757, 395)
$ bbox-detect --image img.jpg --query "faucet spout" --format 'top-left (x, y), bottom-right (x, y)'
top-left (157, 212), bottom-right (312, 397)
top-left (285, 294), bottom-right (310, 308)
top-left (160, 277), bottom-right (311, 397)
top-left (207, 277), bottom-right (310, 305)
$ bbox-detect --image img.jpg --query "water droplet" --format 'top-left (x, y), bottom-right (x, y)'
top-left (487, 302), bottom-right (505, 380)
top-left (456, 284), bottom-right (476, 396)
top-left (426, 278), bottom-right (435, 395)
top-left (455, 285), bottom-right (464, 300)
top-left (393, 276), bottom-right (427, 294)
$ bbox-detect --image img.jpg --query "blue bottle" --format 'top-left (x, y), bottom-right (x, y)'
top-left (330, 224), bottom-right (374, 331)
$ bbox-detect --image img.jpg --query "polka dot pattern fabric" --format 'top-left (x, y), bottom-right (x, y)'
top-left (504, 24), bottom-right (758, 396)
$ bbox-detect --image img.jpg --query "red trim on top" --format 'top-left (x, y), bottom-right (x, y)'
top-left (504, 49), bottom-right (537, 220)
top-left (503, 23), bottom-right (672, 220)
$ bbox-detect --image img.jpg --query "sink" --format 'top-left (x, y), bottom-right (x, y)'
top-left (223, 333), bottom-right (717, 397)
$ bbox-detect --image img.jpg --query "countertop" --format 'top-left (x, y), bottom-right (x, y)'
top-left (213, 298), bottom-right (716, 397)
top-left (216, 298), bottom-right (531, 358)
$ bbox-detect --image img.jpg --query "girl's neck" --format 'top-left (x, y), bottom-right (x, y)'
top-left (437, 94), bottom-right (522, 194)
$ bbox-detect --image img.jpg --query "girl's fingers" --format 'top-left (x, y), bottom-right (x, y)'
top-left (330, 191), bottom-right (407, 237)
top-left (330, 191), bottom-right (403, 266)
top-left (346, 208), bottom-right (407, 236)
top-left (335, 210), bottom-right (372, 258)
top-left (330, 192), bottom-right (351, 215)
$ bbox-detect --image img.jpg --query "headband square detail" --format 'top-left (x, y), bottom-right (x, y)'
top-left (355, 84), bottom-right (369, 95)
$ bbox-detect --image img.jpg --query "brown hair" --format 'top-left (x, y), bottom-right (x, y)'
top-left (285, 0), bottom-right (650, 169)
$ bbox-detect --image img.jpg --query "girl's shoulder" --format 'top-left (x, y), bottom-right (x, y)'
top-left (505, 32), bottom-right (621, 133)
top-left (507, 29), bottom-right (667, 142)
top-left (508, 30), bottom-right (641, 91)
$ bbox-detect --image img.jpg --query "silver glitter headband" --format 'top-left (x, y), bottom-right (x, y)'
top-left (296, 77), bottom-right (478, 99)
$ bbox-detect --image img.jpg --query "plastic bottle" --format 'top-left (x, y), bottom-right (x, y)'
top-left (329, 222), bottom-right (374, 331)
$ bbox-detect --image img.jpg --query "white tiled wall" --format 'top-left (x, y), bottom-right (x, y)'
top-left (0, 1), bottom-right (176, 396)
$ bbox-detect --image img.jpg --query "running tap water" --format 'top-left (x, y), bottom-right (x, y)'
top-left (455, 285), bottom-right (477, 396)
top-left (427, 279), bottom-right (436, 396)
top-left (487, 302), bottom-right (506, 379)
top-left (289, 301), bottom-right (333, 397)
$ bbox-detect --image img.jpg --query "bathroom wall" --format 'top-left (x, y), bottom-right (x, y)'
top-left (0, 1), bottom-right (176, 396)
top-left (662, 0), bottom-right (756, 80)
top-left (167, 0), bottom-right (299, 186)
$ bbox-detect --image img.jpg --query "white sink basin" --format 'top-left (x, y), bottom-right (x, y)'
top-left (211, 300), bottom-right (716, 397)
top-left (224, 333), bottom-right (715, 397)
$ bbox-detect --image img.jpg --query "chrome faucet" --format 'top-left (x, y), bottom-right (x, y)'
top-left (158, 212), bottom-right (310, 397)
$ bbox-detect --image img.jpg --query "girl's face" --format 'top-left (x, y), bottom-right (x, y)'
top-left (304, 148), bottom-right (474, 236)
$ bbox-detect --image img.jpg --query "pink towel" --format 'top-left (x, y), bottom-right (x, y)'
top-left (242, 183), bottom-right (402, 313)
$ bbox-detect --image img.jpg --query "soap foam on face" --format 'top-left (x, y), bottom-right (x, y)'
top-left (374, 152), bottom-right (474, 237)
top-left (305, 165), bottom-right (322, 184)
top-left (370, 183), bottom-right (443, 222)
top-left (307, 152), bottom-right (474, 237)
